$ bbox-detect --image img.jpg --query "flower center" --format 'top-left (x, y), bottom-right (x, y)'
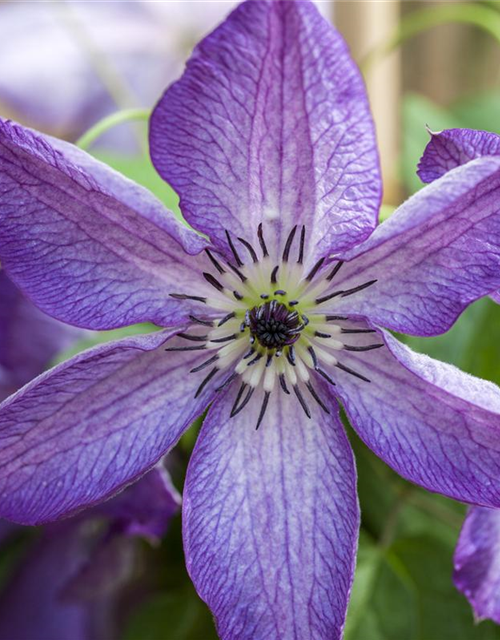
top-left (168, 224), bottom-right (382, 429)
top-left (248, 301), bottom-right (302, 349)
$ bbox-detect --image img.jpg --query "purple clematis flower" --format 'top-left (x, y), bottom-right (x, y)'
top-left (417, 125), bottom-right (500, 305)
top-left (0, 464), bottom-right (179, 640)
top-left (0, 269), bottom-right (180, 639)
top-left (1, 1), bottom-right (500, 637)
top-left (454, 506), bottom-right (500, 625)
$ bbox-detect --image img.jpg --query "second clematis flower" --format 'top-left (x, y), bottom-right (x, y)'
top-left (1, 1), bottom-right (500, 638)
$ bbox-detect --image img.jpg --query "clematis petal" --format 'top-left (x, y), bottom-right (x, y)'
top-left (417, 128), bottom-right (500, 305)
top-left (183, 384), bottom-right (359, 640)
top-left (454, 506), bottom-right (500, 624)
top-left (417, 128), bottom-right (500, 184)
top-left (0, 118), bottom-right (210, 330)
top-left (95, 463), bottom-right (180, 540)
top-left (150, 0), bottom-right (380, 264)
top-left (335, 329), bottom-right (500, 506)
top-left (327, 157), bottom-right (500, 336)
top-left (0, 271), bottom-right (83, 398)
top-left (63, 465), bottom-right (179, 600)
top-left (0, 329), bottom-right (219, 525)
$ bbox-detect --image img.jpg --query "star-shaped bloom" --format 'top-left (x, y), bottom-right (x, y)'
top-left (1, 2), bottom-right (500, 638)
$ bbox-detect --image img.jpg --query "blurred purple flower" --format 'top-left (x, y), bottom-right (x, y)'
top-left (0, 1), bottom-right (500, 638)
top-left (0, 268), bottom-right (180, 640)
top-left (0, 1), bottom-right (240, 146)
top-left (454, 507), bottom-right (500, 625)
top-left (0, 466), bottom-right (180, 640)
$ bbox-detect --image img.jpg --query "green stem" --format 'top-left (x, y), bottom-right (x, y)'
top-left (76, 108), bottom-right (151, 151)
top-left (362, 3), bottom-right (500, 74)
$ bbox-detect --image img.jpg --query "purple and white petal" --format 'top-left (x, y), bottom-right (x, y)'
top-left (0, 118), bottom-right (211, 330)
top-left (0, 329), bottom-right (220, 525)
top-left (334, 329), bottom-right (500, 506)
top-left (324, 157), bottom-right (500, 335)
top-left (150, 0), bottom-right (380, 265)
top-left (184, 384), bottom-right (359, 640)
top-left (454, 506), bottom-right (500, 624)
top-left (418, 128), bottom-right (500, 184)
top-left (0, 270), bottom-right (83, 397)
top-left (417, 128), bottom-right (500, 305)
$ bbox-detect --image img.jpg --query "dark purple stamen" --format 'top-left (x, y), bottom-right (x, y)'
top-left (314, 331), bottom-right (331, 339)
top-left (247, 353), bottom-right (263, 367)
top-left (336, 361), bottom-right (370, 383)
top-left (218, 312), bottom-right (236, 326)
top-left (256, 391), bottom-right (271, 430)
top-left (189, 314), bottom-right (213, 327)
top-left (341, 279), bottom-right (377, 298)
top-left (215, 372), bottom-right (238, 392)
top-left (274, 290), bottom-right (286, 296)
top-left (227, 262), bottom-right (247, 283)
top-left (190, 354), bottom-right (219, 373)
top-left (205, 249), bottom-right (226, 274)
top-left (307, 346), bottom-right (318, 369)
top-left (316, 368), bottom-right (336, 386)
top-left (203, 272), bottom-right (224, 292)
top-left (170, 293), bottom-right (207, 303)
top-left (315, 290), bottom-right (344, 305)
top-left (341, 328), bottom-right (376, 334)
top-left (297, 226), bottom-right (306, 264)
top-left (293, 385), bottom-right (311, 419)
top-left (279, 374), bottom-right (290, 394)
top-left (287, 345), bottom-right (296, 366)
top-left (231, 386), bottom-right (255, 417)
top-left (344, 344), bottom-right (384, 352)
top-left (257, 223), bottom-right (269, 257)
top-left (211, 334), bottom-right (237, 343)
top-left (326, 261), bottom-right (344, 281)
top-left (238, 237), bottom-right (258, 263)
top-left (177, 333), bottom-right (207, 342)
top-left (325, 315), bottom-right (348, 321)
top-left (305, 381), bottom-right (330, 414)
top-left (230, 383), bottom-right (247, 416)
top-left (271, 265), bottom-right (279, 283)
top-left (306, 257), bottom-right (325, 282)
top-left (233, 290), bottom-right (244, 300)
top-left (195, 367), bottom-right (218, 398)
top-left (225, 230), bottom-right (243, 267)
top-left (282, 225), bottom-right (297, 262)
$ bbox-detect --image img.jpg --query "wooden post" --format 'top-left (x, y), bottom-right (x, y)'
top-left (334, 0), bottom-right (402, 206)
